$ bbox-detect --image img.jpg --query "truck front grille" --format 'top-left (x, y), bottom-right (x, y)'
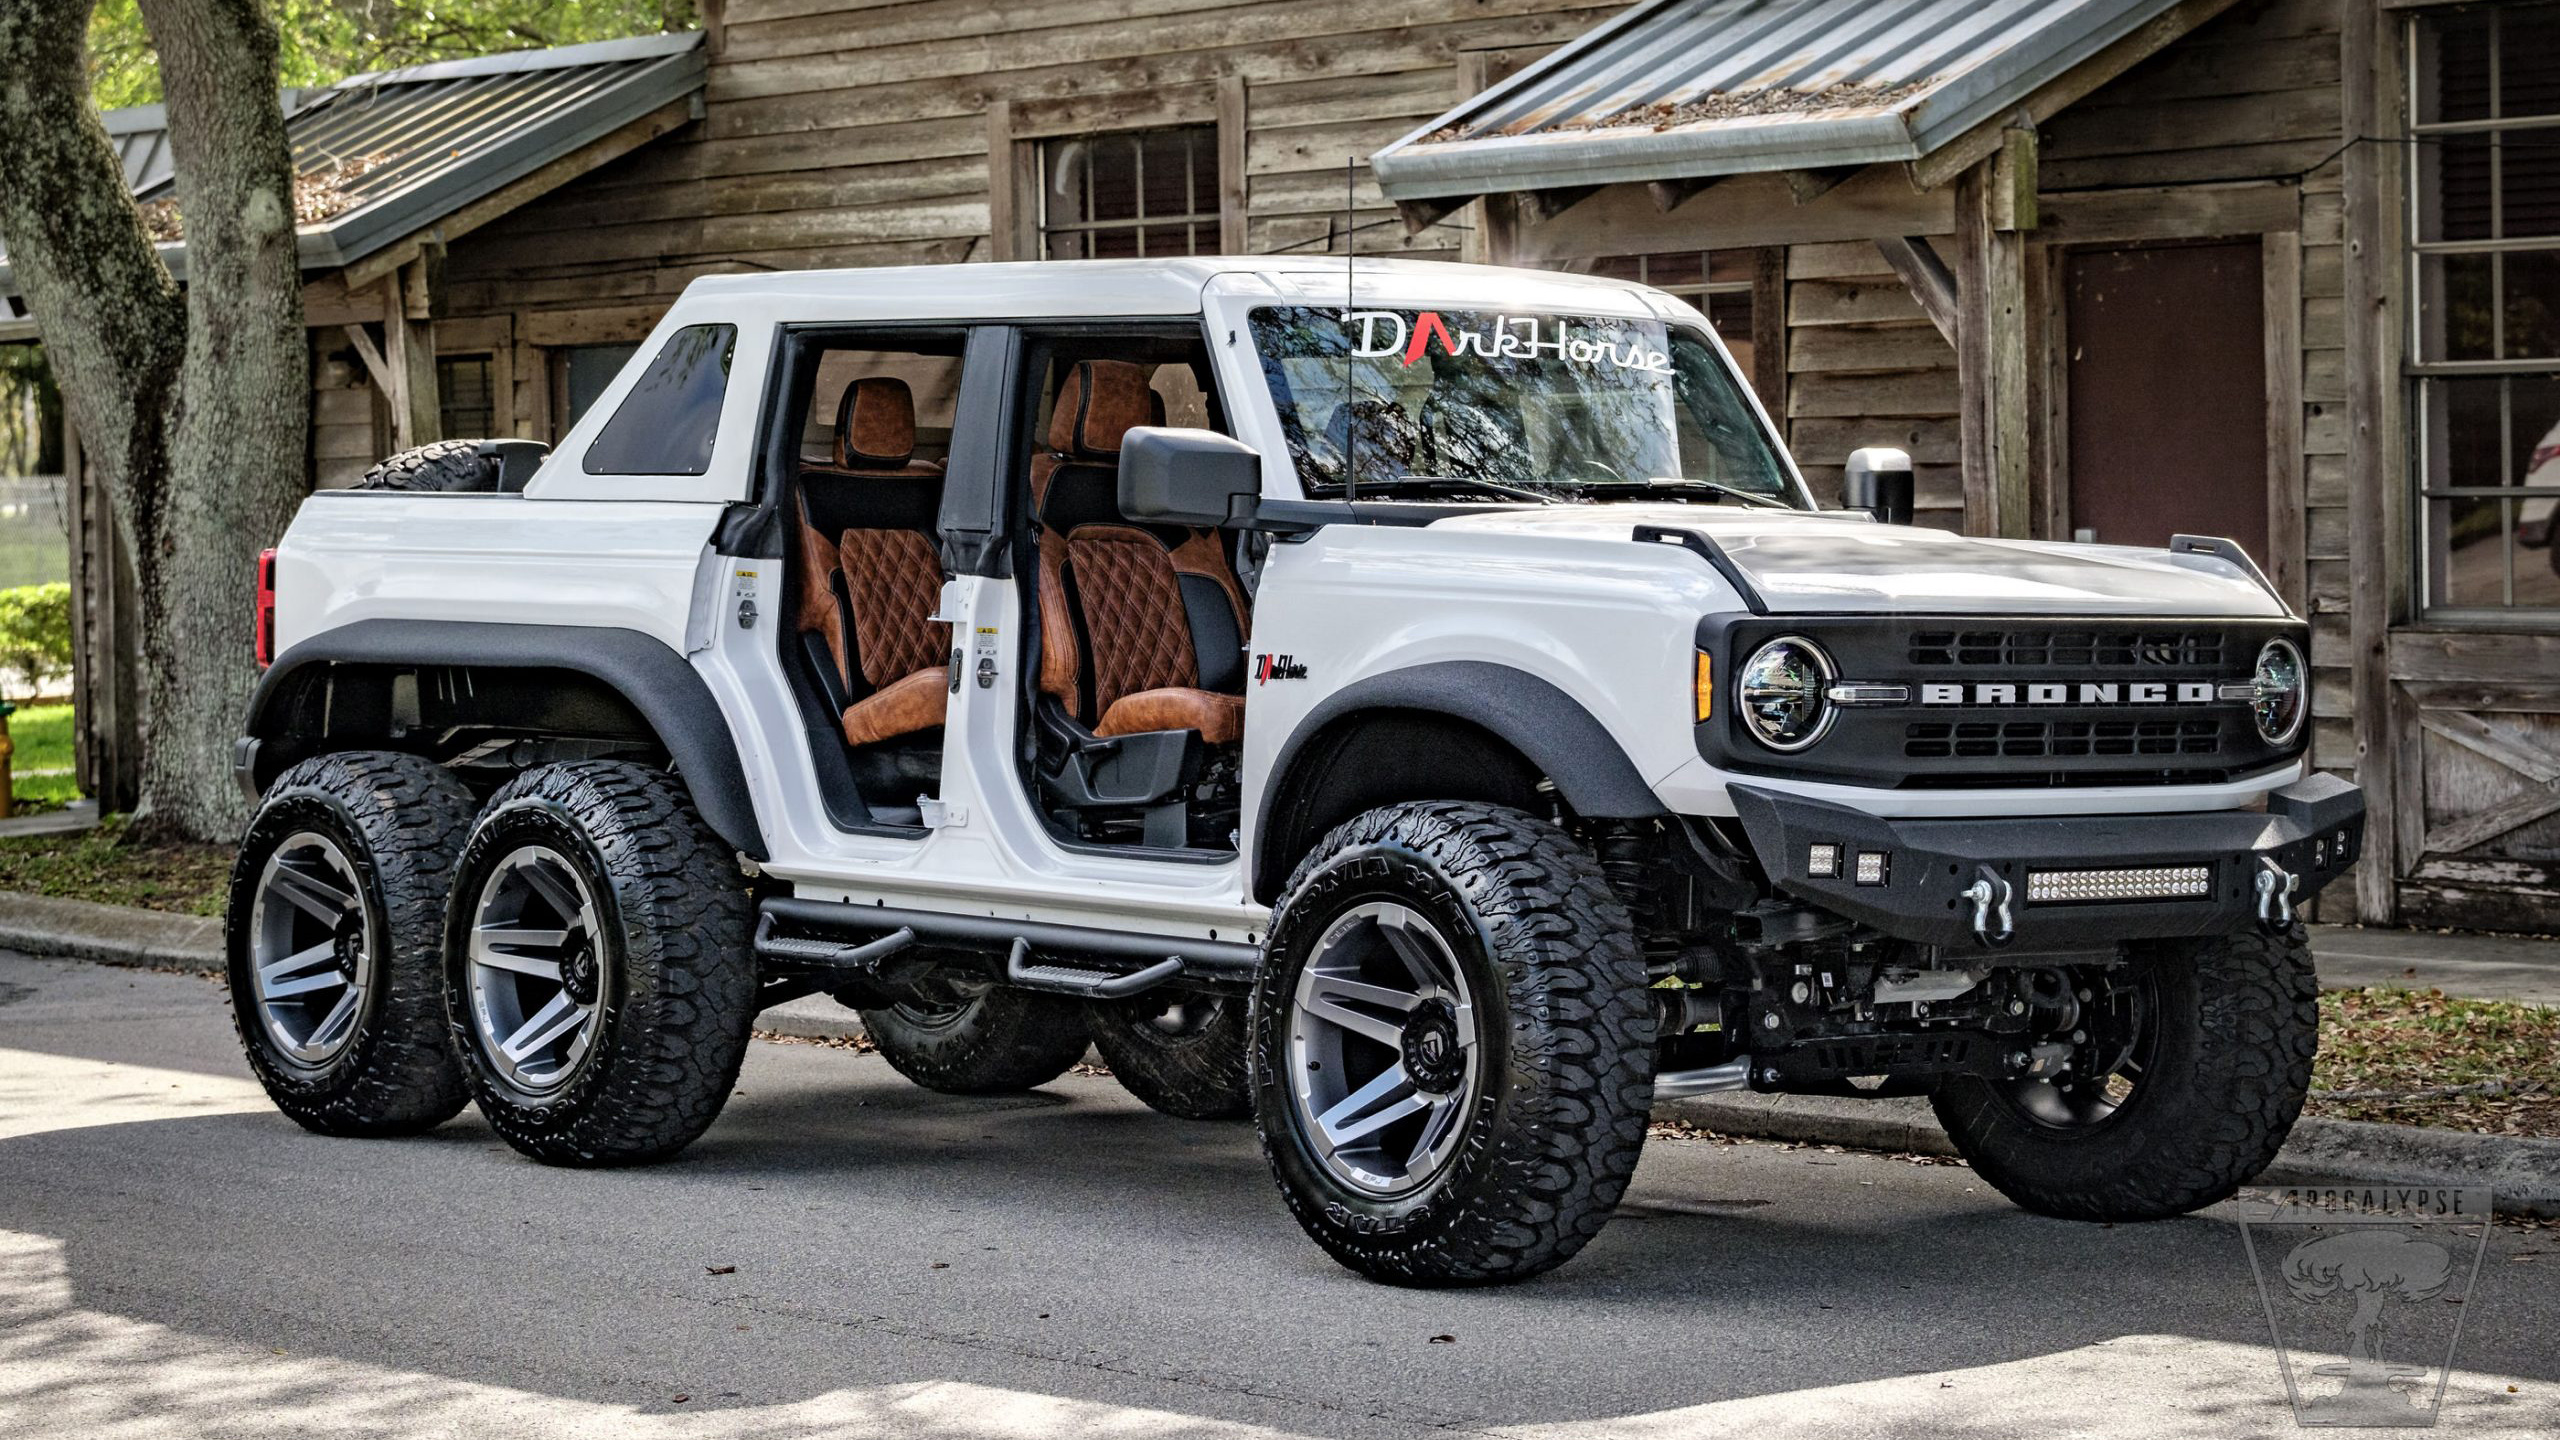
top-left (1907, 628), bottom-right (2230, 670)
top-left (1902, 717), bottom-right (2223, 761)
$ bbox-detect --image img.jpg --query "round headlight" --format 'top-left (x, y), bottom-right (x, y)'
top-left (2251, 638), bottom-right (2307, 745)
top-left (1737, 637), bottom-right (1835, 751)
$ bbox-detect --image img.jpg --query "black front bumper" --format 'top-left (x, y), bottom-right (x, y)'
top-left (1729, 773), bottom-right (2364, 950)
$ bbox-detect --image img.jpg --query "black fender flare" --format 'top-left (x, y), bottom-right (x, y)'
top-left (1253, 660), bottom-right (1666, 891)
top-left (243, 620), bottom-right (767, 860)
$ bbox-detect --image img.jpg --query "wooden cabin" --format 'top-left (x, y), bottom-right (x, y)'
top-left (10, 0), bottom-right (2554, 931)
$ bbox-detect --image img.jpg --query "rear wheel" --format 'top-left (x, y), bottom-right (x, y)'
top-left (1085, 992), bottom-right (1251, 1120)
top-left (1931, 927), bottom-right (2317, 1220)
top-left (1251, 801), bottom-right (1654, 1286)
top-left (445, 761), bottom-right (754, 1166)
top-left (226, 752), bottom-right (475, 1136)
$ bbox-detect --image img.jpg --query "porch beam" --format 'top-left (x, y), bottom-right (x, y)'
top-left (1954, 160), bottom-right (2030, 538)
top-left (1873, 236), bottom-right (1960, 346)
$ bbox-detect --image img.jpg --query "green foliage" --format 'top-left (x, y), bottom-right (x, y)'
top-left (0, 582), bottom-right (73, 701)
top-left (88, 0), bottom-right (700, 110)
top-left (0, 814), bottom-right (233, 916)
top-left (5, 702), bottom-right (78, 808)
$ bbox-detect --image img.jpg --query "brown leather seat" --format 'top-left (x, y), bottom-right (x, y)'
top-left (1032, 360), bottom-right (1248, 746)
top-left (791, 377), bottom-right (951, 748)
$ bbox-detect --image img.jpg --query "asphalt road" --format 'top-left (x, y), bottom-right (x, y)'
top-left (3, 949), bottom-right (2554, 1440)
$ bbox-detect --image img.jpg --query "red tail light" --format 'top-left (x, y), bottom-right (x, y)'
top-left (254, 548), bottom-right (277, 668)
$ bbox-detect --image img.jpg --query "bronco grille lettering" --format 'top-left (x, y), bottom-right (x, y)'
top-left (1920, 681), bottom-right (2222, 706)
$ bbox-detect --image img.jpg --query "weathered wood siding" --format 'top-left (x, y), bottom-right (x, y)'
top-left (439, 0), bottom-right (1623, 331)
top-left (1782, 240), bottom-right (1962, 528)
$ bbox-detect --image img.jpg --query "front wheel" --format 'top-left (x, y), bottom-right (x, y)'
top-left (444, 762), bottom-right (755, 1166)
top-left (1251, 802), bottom-right (1655, 1286)
top-left (1931, 927), bottom-right (2318, 1221)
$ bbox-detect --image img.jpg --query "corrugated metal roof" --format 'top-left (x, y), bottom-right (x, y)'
top-left (1372, 0), bottom-right (2203, 201)
top-left (2, 31), bottom-right (701, 295)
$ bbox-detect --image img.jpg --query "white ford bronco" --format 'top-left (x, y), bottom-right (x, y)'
top-left (230, 257), bottom-right (2362, 1285)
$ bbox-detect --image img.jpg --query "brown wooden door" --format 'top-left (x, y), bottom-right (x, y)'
top-left (2064, 242), bottom-right (2268, 558)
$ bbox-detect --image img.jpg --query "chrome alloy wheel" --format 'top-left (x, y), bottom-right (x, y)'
top-left (246, 831), bottom-right (376, 1070)
top-left (1284, 901), bottom-right (1481, 1196)
top-left (463, 846), bottom-right (606, 1094)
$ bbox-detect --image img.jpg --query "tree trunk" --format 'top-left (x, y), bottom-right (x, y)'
top-left (0, 0), bottom-right (306, 841)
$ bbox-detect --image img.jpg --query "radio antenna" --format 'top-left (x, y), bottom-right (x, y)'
top-left (1342, 154), bottom-right (1357, 502)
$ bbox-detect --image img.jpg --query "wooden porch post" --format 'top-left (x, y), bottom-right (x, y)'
top-left (1955, 146), bottom-right (2032, 538)
top-left (2342, 0), bottom-right (2404, 923)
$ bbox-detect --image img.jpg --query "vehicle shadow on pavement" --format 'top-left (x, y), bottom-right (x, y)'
top-left (4, 1031), bottom-right (2557, 1439)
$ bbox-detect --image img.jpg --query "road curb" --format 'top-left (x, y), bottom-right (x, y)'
top-left (6, 891), bottom-right (2553, 1217)
top-left (0, 892), bottom-right (223, 973)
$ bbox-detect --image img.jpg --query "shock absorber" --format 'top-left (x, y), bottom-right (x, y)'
top-left (1594, 825), bottom-right (1659, 936)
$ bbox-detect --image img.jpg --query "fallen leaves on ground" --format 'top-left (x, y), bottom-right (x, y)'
top-left (2307, 986), bottom-right (2560, 1137)
top-left (0, 816), bottom-right (230, 915)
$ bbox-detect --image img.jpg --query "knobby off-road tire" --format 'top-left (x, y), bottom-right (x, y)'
top-left (860, 986), bottom-right (1089, 1095)
top-left (1251, 801), bottom-right (1655, 1287)
top-left (226, 751), bottom-right (475, 1136)
top-left (1086, 993), bottom-right (1252, 1121)
top-left (356, 439), bottom-right (498, 493)
top-left (445, 761), bottom-right (755, 1166)
top-left (1931, 927), bottom-right (2318, 1221)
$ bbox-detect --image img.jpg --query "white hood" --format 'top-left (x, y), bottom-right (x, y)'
top-left (1427, 505), bottom-right (2289, 618)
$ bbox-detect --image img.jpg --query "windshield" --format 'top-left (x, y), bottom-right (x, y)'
top-left (1247, 305), bottom-right (1805, 505)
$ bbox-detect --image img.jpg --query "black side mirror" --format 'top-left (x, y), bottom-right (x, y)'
top-left (1843, 446), bottom-right (1914, 525)
top-left (1121, 426), bottom-right (1262, 527)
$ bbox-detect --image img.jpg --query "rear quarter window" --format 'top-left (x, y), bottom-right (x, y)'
top-left (582, 324), bottom-right (737, 475)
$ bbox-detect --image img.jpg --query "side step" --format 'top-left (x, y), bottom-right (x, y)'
top-left (752, 913), bottom-right (916, 970)
top-left (755, 896), bottom-right (1262, 991)
top-left (1004, 938), bottom-right (1184, 1000)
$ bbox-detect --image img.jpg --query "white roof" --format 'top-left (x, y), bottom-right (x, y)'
top-left (673, 256), bottom-right (1673, 323)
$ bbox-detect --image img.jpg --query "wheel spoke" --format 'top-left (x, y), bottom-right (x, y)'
top-left (1403, 1093), bottom-right (1464, 1170)
top-left (303, 988), bottom-right (363, 1051)
top-left (257, 940), bottom-right (339, 990)
top-left (500, 992), bottom-right (585, 1061)
top-left (262, 966), bottom-right (349, 1000)
top-left (517, 863), bottom-right (586, 922)
top-left (1315, 1063), bottom-right (1426, 1150)
top-left (267, 864), bottom-right (355, 923)
top-left (1374, 911), bottom-right (1446, 991)
top-left (1302, 974), bottom-right (1417, 1048)
top-left (471, 927), bottom-right (566, 980)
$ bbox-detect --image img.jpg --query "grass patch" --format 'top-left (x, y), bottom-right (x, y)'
top-left (6, 702), bottom-right (77, 808)
top-left (2308, 986), bottom-right (2560, 1137)
top-left (0, 814), bottom-right (231, 916)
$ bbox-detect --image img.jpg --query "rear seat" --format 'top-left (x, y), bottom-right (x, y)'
top-left (792, 377), bottom-right (952, 748)
top-left (1032, 360), bottom-right (1249, 745)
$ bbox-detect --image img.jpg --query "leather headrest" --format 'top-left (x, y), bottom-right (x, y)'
top-left (836, 376), bottom-right (916, 468)
top-left (1047, 360), bottom-right (1150, 460)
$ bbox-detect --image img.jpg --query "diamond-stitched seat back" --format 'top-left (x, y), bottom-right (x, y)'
top-left (838, 528), bottom-right (949, 688)
top-left (1067, 524), bottom-right (1197, 714)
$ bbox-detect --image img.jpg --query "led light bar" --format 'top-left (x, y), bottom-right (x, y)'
top-left (2026, 865), bottom-right (2212, 905)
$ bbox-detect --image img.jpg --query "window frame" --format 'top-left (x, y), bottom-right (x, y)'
top-left (987, 80), bottom-right (1246, 262)
top-left (2403, 0), bottom-right (2560, 619)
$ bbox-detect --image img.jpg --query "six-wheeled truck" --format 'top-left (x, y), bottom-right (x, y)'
top-left (230, 257), bottom-right (2361, 1285)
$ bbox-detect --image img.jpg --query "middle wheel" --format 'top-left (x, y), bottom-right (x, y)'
top-left (443, 761), bottom-right (755, 1166)
top-left (859, 978), bottom-right (1089, 1095)
top-left (1085, 991), bottom-right (1252, 1120)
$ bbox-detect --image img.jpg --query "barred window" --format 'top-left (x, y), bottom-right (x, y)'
top-left (2409, 0), bottom-right (2560, 613)
top-left (1040, 127), bottom-right (1221, 260)
top-left (1586, 250), bottom-right (1760, 390)
top-left (436, 354), bottom-right (494, 440)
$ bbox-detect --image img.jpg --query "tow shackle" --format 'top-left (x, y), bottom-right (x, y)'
top-left (2255, 856), bottom-right (2301, 936)
top-left (1962, 868), bottom-right (2015, 949)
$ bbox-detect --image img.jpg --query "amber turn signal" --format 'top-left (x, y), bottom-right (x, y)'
top-left (1694, 651), bottom-right (1713, 723)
